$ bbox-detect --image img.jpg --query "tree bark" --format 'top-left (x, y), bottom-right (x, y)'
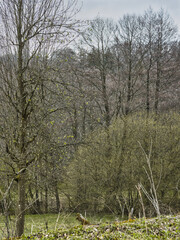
top-left (45, 185), bottom-right (48, 214)
top-left (126, 58), bottom-right (132, 115)
top-left (16, 0), bottom-right (27, 236)
top-left (16, 172), bottom-right (26, 237)
top-left (55, 182), bottom-right (60, 213)
top-left (154, 63), bottom-right (161, 114)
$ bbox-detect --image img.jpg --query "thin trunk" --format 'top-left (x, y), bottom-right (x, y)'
top-left (35, 176), bottom-right (40, 212)
top-left (55, 182), bottom-right (60, 213)
top-left (3, 198), bottom-right (10, 240)
top-left (126, 57), bottom-right (132, 115)
top-left (154, 28), bottom-right (162, 114)
top-left (154, 64), bottom-right (161, 114)
top-left (102, 72), bottom-right (110, 127)
top-left (35, 189), bottom-right (40, 212)
top-left (16, 0), bottom-right (27, 237)
top-left (146, 23), bottom-right (153, 117)
top-left (28, 185), bottom-right (34, 200)
top-left (100, 30), bottom-right (110, 127)
top-left (146, 66), bottom-right (151, 117)
top-left (82, 102), bottom-right (86, 138)
top-left (16, 173), bottom-right (26, 237)
top-left (45, 185), bottom-right (48, 214)
top-left (126, 76), bottom-right (131, 114)
top-left (72, 104), bottom-right (78, 139)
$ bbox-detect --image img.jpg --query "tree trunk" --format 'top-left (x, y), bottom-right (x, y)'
top-left (55, 182), bottom-right (60, 213)
top-left (45, 185), bottom-right (48, 214)
top-left (154, 67), bottom-right (161, 114)
top-left (35, 189), bottom-right (41, 213)
top-left (16, 172), bottom-right (26, 237)
top-left (126, 69), bottom-right (132, 115)
top-left (146, 64), bottom-right (151, 117)
top-left (102, 73), bottom-right (110, 128)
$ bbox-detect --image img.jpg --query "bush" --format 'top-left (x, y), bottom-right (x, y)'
top-left (66, 112), bottom-right (180, 216)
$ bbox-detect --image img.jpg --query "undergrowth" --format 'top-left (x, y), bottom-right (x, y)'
top-left (16, 215), bottom-right (180, 240)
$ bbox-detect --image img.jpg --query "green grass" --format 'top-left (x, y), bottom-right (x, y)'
top-left (0, 213), bottom-right (117, 238)
top-left (1, 214), bottom-right (179, 239)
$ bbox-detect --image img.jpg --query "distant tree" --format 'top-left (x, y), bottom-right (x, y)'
top-left (153, 9), bottom-right (177, 113)
top-left (81, 18), bottom-right (116, 128)
top-left (115, 14), bottom-right (144, 115)
top-left (142, 8), bottom-right (178, 114)
top-left (141, 9), bottom-right (157, 116)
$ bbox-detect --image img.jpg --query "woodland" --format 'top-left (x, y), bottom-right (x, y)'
top-left (0, 0), bottom-right (180, 238)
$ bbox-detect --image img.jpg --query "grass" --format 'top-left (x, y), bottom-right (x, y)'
top-left (0, 212), bottom-right (117, 238)
top-left (0, 214), bottom-right (180, 239)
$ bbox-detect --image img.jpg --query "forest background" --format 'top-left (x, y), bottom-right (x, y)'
top-left (0, 0), bottom-right (180, 237)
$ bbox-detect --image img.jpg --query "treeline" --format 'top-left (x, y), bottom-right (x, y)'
top-left (0, 2), bottom-right (180, 237)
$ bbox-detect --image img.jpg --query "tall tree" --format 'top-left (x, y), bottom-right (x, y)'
top-left (142, 9), bottom-right (156, 116)
top-left (0, 0), bottom-right (79, 236)
top-left (153, 9), bottom-right (177, 113)
top-left (82, 18), bottom-right (116, 128)
top-left (115, 14), bottom-right (144, 115)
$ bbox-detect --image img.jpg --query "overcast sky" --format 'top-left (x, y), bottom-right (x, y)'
top-left (78, 0), bottom-right (180, 30)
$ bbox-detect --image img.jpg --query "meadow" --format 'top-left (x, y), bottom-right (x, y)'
top-left (0, 213), bottom-right (116, 238)
top-left (0, 213), bottom-right (180, 239)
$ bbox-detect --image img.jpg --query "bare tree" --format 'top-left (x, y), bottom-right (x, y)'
top-left (141, 8), bottom-right (178, 114)
top-left (153, 9), bottom-right (177, 113)
top-left (0, 0), bottom-right (80, 237)
top-left (81, 18), bottom-right (116, 128)
top-left (141, 9), bottom-right (157, 116)
top-left (115, 14), bottom-right (144, 115)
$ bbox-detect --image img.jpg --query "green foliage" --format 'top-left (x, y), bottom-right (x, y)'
top-left (66, 112), bottom-right (180, 215)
